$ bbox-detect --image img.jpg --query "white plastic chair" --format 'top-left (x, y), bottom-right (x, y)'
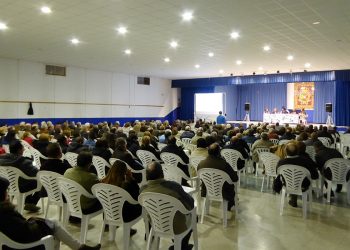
top-left (65, 152), bottom-right (78, 167)
top-left (37, 171), bottom-right (66, 221)
top-left (0, 232), bottom-right (54, 249)
top-left (339, 133), bottom-right (350, 157)
top-left (278, 140), bottom-right (291, 145)
top-left (269, 139), bottom-right (279, 145)
top-left (278, 165), bottom-right (312, 219)
top-left (58, 177), bottom-right (103, 243)
top-left (157, 143), bottom-right (167, 151)
top-left (0, 166), bottom-right (43, 214)
top-left (305, 146), bottom-right (316, 162)
top-left (181, 138), bottom-right (192, 151)
top-left (221, 149), bottom-right (245, 187)
top-left (255, 147), bottom-right (271, 176)
top-left (110, 158), bottom-right (147, 186)
top-left (30, 147), bottom-right (48, 169)
top-left (92, 156), bottom-right (111, 179)
top-left (138, 192), bottom-right (198, 250)
top-left (189, 156), bottom-right (206, 173)
top-left (259, 152), bottom-right (279, 192)
top-left (2, 144), bottom-right (10, 153)
top-left (322, 158), bottom-right (350, 204)
top-left (20, 139), bottom-right (32, 151)
top-left (92, 183), bottom-right (149, 250)
top-left (136, 149), bottom-right (159, 168)
top-left (318, 137), bottom-right (331, 148)
top-left (198, 168), bottom-right (237, 227)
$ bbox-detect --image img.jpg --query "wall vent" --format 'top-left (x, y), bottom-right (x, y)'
top-left (45, 65), bottom-right (66, 76)
top-left (137, 77), bottom-right (150, 85)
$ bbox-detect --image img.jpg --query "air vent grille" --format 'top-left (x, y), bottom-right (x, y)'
top-left (46, 65), bottom-right (66, 76)
top-left (137, 77), bottom-right (150, 85)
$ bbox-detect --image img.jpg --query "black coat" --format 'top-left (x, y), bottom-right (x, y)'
top-left (315, 147), bottom-right (343, 180)
top-left (40, 159), bottom-right (71, 175)
top-left (111, 149), bottom-right (143, 183)
top-left (161, 144), bottom-right (190, 177)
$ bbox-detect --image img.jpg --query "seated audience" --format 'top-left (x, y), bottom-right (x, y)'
top-left (191, 128), bottom-right (204, 145)
top-left (40, 143), bottom-right (71, 175)
top-left (67, 136), bottom-right (88, 154)
top-left (92, 139), bottom-right (112, 162)
top-left (140, 135), bottom-right (161, 160)
top-left (279, 127), bottom-right (296, 140)
top-left (33, 133), bottom-right (51, 156)
top-left (222, 136), bottom-right (248, 170)
top-left (191, 138), bottom-right (208, 158)
top-left (251, 132), bottom-right (274, 163)
top-left (180, 126), bottom-right (195, 139)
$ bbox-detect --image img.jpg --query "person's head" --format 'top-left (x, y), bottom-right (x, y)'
top-left (142, 135), bottom-right (151, 146)
top-left (77, 151), bottom-right (93, 169)
top-left (115, 137), bottom-right (127, 151)
top-left (146, 161), bottom-right (164, 181)
top-left (102, 160), bottom-right (128, 186)
top-left (0, 176), bottom-right (10, 202)
top-left (219, 111), bottom-right (222, 115)
top-left (261, 132), bottom-right (269, 141)
top-left (39, 133), bottom-right (50, 142)
top-left (95, 139), bottom-right (108, 149)
top-left (208, 143), bottom-right (220, 157)
top-left (230, 136), bottom-right (239, 144)
top-left (9, 140), bottom-right (24, 155)
top-left (75, 136), bottom-right (84, 145)
top-left (311, 132), bottom-right (318, 140)
top-left (167, 136), bottom-right (177, 145)
top-left (297, 132), bottom-right (308, 141)
top-left (313, 141), bottom-right (325, 153)
top-left (197, 138), bottom-right (207, 148)
top-left (285, 142), bottom-right (298, 157)
top-left (46, 143), bottom-right (62, 159)
top-left (296, 141), bottom-right (306, 154)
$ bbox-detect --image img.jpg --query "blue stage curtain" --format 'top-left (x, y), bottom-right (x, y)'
top-left (214, 85), bottom-right (238, 121)
top-left (335, 81), bottom-right (350, 126)
top-left (236, 83), bottom-right (287, 121)
top-left (179, 86), bottom-right (215, 120)
top-left (313, 82), bottom-right (335, 124)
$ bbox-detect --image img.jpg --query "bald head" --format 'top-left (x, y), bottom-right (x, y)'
top-left (285, 142), bottom-right (298, 156)
top-left (146, 161), bottom-right (164, 180)
top-left (208, 143), bottom-right (220, 157)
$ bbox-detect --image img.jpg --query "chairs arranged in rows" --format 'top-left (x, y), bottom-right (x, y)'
top-left (255, 147), bottom-right (271, 176)
top-left (0, 232), bottom-right (54, 249)
top-left (30, 147), bottom-right (48, 169)
top-left (278, 165), bottom-right (312, 219)
top-left (92, 183), bottom-right (149, 250)
top-left (92, 156), bottom-right (111, 179)
top-left (220, 149), bottom-right (245, 187)
top-left (136, 150), bottom-right (159, 168)
top-left (259, 152), bottom-right (279, 192)
top-left (138, 192), bottom-right (198, 250)
top-left (198, 168), bottom-right (237, 227)
top-left (109, 158), bottom-right (147, 186)
top-left (339, 133), bottom-right (350, 157)
top-left (65, 152), bottom-right (78, 167)
top-left (318, 137), bottom-right (331, 148)
top-left (269, 139), bottom-right (279, 145)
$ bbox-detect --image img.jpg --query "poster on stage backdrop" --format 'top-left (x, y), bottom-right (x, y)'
top-left (293, 82), bottom-right (314, 110)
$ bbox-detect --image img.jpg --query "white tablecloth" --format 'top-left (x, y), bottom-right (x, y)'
top-left (263, 113), bottom-right (299, 124)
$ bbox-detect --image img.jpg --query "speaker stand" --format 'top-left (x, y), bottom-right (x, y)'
top-left (326, 112), bottom-right (333, 126)
top-left (244, 112), bottom-right (250, 122)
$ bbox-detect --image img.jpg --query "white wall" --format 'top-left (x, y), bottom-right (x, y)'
top-left (0, 58), bottom-right (178, 119)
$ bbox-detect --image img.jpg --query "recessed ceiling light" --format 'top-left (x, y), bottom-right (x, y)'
top-left (304, 62), bottom-right (311, 68)
top-left (219, 69), bottom-right (224, 74)
top-left (181, 11), bottom-right (193, 21)
top-left (263, 45), bottom-right (271, 51)
top-left (287, 55), bottom-right (294, 61)
top-left (313, 21), bottom-right (320, 25)
top-left (208, 52), bottom-right (214, 57)
top-left (0, 22), bottom-right (8, 30)
top-left (164, 57), bottom-right (170, 63)
top-left (236, 60), bottom-right (242, 65)
top-left (258, 66), bottom-right (263, 71)
top-left (195, 64), bottom-right (200, 69)
top-left (116, 26), bottom-right (128, 35)
top-left (230, 31), bottom-right (240, 40)
top-left (124, 49), bottom-right (131, 55)
top-left (170, 41), bottom-right (178, 48)
top-left (70, 38), bottom-right (80, 44)
top-left (40, 6), bottom-right (52, 14)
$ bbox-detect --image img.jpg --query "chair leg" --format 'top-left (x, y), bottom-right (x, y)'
top-left (58, 205), bottom-right (62, 221)
top-left (146, 228), bottom-right (154, 250)
top-left (280, 189), bottom-right (285, 216)
top-left (109, 225), bottom-right (117, 242)
top-left (223, 200), bottom-right (228, 228)
top-left (192, 213), bottom-right (198, 250)
top-left (45, 201), bottom-right (50, 219)
top-left (174, 236), bottom-right (181, 250)
top-left (200, 198), bottom-right (207, 224)
top-left (18, 194), bottom-right (25, 215)
top-left (81, 216), bottom-right (89, 244)
top-left (267, 176), bottom-right (270, 189)
top-left (99, 221), bottom-right (105, 244)
top-left (347, 182), bottom-right (350, 204)
top-left (302, 193), bottom-right (307, 219)
top-left (326, 180), bottom-right (332, 203)
top-left (261, 176), bottom-right (265, 192)
top-left (123, 225), bottom-right (131, 250)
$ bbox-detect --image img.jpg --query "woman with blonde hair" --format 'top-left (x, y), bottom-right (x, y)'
top-left (101, 160), bottom-right (141, 231)
top-left (140, 135), bottom-right (160, 159)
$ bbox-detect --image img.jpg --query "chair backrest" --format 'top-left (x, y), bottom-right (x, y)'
top-left (157, 143), bottom-right (167, 151)
top-left (23, 148), bottom-right (32, 158)
top-left (278, 140), bottom-right (291, 145)
top-left (220, 149), bottom-right (243, 171)
top-left (318, 137), bottom-right (331, 147)
top-left (38, 171), bottom-right (63, 204)
top-left (255, 147), bottom-right (270, 159)
top-left (0, 232), bottom-right (54, 249)
top-left (138, 192), bottom-right (190, 237)
top-left (340, 133), bottom-right (350, 146)
top-left (189, 156), bottom-right (206, 172)
top-left (278, 165), bottom-right (311, 195)
top-left (324, 158), bottom-right (350, 184)
top-left (160, 152), bottom-right (186, 166)
top-left (259, 152), bottom-right (279, 177)
top-left (198, 168), bottom-right (233, 201)
top-left (269, 139), bottom-right (279, 145)
top-left (162, 163), bottom-right (189, 184)
top-left (181, 138), bottom-right (192, 145)
top-left (176, 139), bottom-right (183, 147)
top-left (92, 183), bottom-right (137, 225)
top-left (58, 177), bottom-right (94, 217)
top-left (136, 150), bottom-right (158, 167)
top-left (65, 152), bottom-right (78, 167)
top-left (2, 144), bottom-right (10, 153)
top-left (20, 139), bottom-right (32, 151)
top-left (92, 156), bottom-right (111, 179)
top-left (0, 166), bottom-right (21, 196)
top-left (305, 146), bottom-right (316, 162)
top-left (30, 147), bottom-right (48, 168)
top-left (111, 158), bottom-right (147, 186)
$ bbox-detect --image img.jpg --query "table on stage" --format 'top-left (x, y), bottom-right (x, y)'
top-left (263, 113), bottom-right (299, 124)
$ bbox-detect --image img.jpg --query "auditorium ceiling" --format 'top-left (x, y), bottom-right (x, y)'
top-left (0, 0), bottom-right (349, 79)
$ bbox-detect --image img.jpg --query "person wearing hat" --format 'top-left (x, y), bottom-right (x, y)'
top-left (0, 176), bottom-right (101, 250)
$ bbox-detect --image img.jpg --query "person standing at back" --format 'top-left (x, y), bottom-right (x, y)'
top-left (216, 111), bottom-right (226, 125)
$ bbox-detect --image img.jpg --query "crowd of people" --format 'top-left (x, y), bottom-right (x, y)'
top-left (0, 119), bottom-right (350, 248)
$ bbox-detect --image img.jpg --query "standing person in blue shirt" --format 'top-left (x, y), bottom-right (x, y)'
top-left (216, 111), bottom-right (226, 125)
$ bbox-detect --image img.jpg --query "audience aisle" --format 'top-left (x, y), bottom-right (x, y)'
top-left (29, 176), bottom-right (350, 250)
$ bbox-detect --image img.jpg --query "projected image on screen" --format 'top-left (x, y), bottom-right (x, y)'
top-left (195, 93), bottom-right (224, 122)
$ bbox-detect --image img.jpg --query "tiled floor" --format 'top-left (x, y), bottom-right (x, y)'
top-left (26, 176), bottom-right (350, 250)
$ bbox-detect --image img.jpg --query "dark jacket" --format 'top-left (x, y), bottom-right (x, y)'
top-left (315, 147), bottom-right (343, 180)
top-left (92, 147), bottom-right (112, 162)
top-left (40, 159), bottom-right (71, 175)
top-left (0, 153), bottom-right (38, 192)
top-left (161, 144), bottom-right (190, 177)
top-left (112, 149), bottom-right (143, 183)
top-left (121, 180), bottom-right (142, 222)
top-left (66, 142), bottom-right (88, 154)
top-left (32, 140), bottom-right (50, 157)
top-left (140, 144), bottom-right (161, 160)
top-left (222, 142), bottom-right (248, 170)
